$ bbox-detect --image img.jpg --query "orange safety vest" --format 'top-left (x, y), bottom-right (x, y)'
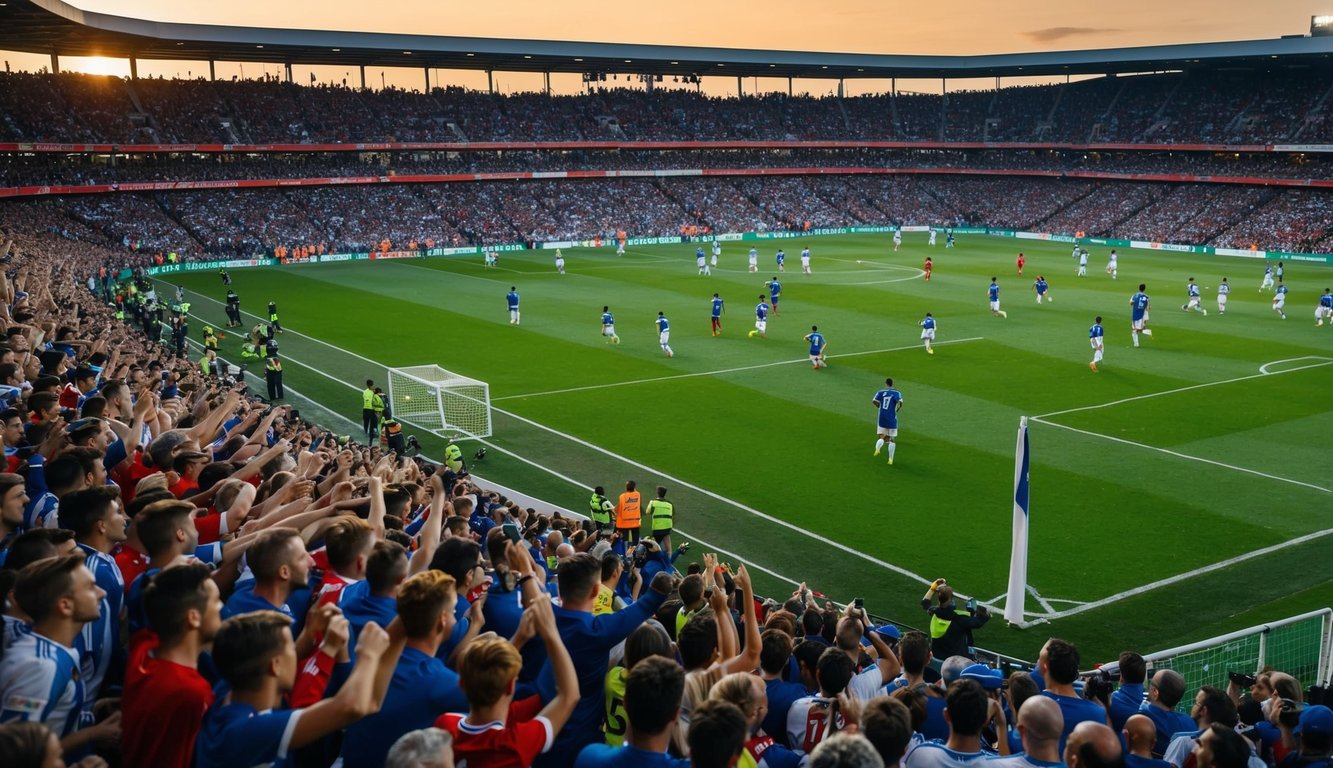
top-left (615, 491), bottom-right (642, 529)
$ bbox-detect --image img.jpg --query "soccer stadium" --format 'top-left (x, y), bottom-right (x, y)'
top-left (0, 0), bottom-right (1330, 765)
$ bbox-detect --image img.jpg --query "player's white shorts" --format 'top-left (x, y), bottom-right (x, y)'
top-left (1090, 339), bottom-right (1103, 349)
top-left (556, 258), bottom-right (565, 268)
top-left (711, 255), bottom-right (718, 266)
top-left (1262, 276), bottom-right (1275, 287)
top-left (877, 426), bottom-right (898, 438)
top-left (755, 319), bottom-right (767, 333)
top-left (603, 325), bottom-right (616, 336)
top-left (748, 257), bottom-right (758, 266)
top-left (697, 258), bottom-right (706, 268)
top-left (810, 353), bottom-right (823, 364)
top-left (1132, 317), bottom-right (1146, 331)
top-left (921, 329), bottom-right (935, 340)
top-left (1273, 297), bottom-right (1286, 309)
top-left (801, 257), bottom-right (810, 268)
top-left (1218, 295), bottom-right (1229, 308)
top-left (1107, 261), bottom-right (1117, 271)
top-left (990, 300), bottom-right (1001, 311)
top-left (1186, 297), bottom-right (1200, 309)
top-left (1316, 306), bottom-right (1329, 320)
top-left (659, 331), bottom-right (670, 345)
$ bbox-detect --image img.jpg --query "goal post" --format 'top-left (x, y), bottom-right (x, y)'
top-left (386, 365), bottom-right (492, 439)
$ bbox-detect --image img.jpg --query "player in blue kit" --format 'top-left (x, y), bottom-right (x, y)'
top-left (601, 306), bottom-right (620, 344)
top-left (872, 378), bottom-right (904, 465)
top-left (766, 278), bottom-right (782, 315)
top-left (988, 278), bottom-right (1008, 318)
top-left (655, 312), bottom-right (674, 358)
top-left (748, 296), bottom-right (769, 339)
top-left (920, 313), bottom-right (936, 355)
top-left (1089, 316), bottom-right (1104, 372)
top-left (1182, 278), bottom-right (1206, 315)
top-left (1317, 288), bottom-right (1333, 326)
top-left (710, 293), bottom-right (725, 336)
top-left (506, 287), bottom-right (520, 325)
top-left (696, 247), bottom-right (710, 276)
top-left (804, 326), bottom-right (827, 369)
top-left (775, 249), bottom-right (786, 272)
top-left (1272, 278), bottom-right (1289, 319)
top-left (1033, 276), bottom-right (1051, 304)
top-left (1130, 284), bottom-right (1153, 347)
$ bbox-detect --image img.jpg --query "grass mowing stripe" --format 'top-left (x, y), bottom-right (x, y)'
top-left (495, 337), bottom-right (984, 401)
top-left (1030, 417), bottom-right (1332, 494)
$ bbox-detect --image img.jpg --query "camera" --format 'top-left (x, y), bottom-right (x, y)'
top-left (1083, 668), bottom-right (1116, 702)
top-left (1228, 671), bottom-right (1258, 689)
top-left (474, 447), bottom-right (487, 461)
top-left (965, 597), bottom-right (978, 612)
top-left (404, 435), bottom-right (422, 456)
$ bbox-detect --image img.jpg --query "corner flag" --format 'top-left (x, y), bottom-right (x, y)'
top-left (1004, 416), bottom-right (1030, 625)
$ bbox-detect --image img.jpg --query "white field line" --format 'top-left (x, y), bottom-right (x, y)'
top-left (1030, 417), bottom-right (1332, 494)
top-left (1259, 356), bottom-right (1333, 375)
top-left (496, 337), bottom-right (985, 401)
top-left (1027, 584), bottom-right (1056, 615)
top-left (175, 287), bottom-right (944, 589)
top-left (1034, 358), bottom-right (1333, 420)
top-left (1019, 527), bottom-right (1333, 625)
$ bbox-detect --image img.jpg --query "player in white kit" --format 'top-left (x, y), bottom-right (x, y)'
top-left (748, 247), bottom-right (759, 273)
top-left (1182, 278), bottom-right (1207, 315)
top-left (800, 247), bottom-right (811, 274)
top-left (928, 229), bottom-right (937, 246)
top-left (1260, 265), bottom-right (1275, 291)
top-left (1106, 250), bottom-right (1118, 279)
top-left (711, 239), bottom-right (720, 268)
top-left (555, 249), bottom-right (566, 274)
top-left (1217, 278), bottom-right (1230, 314)
top-left (1077, 250), bottom-right (1088, 277)
top-left (893, 228), bottom-right (903, 252)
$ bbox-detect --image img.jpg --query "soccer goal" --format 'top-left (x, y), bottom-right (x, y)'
top-left (386, 365), bottom-right (492, 439)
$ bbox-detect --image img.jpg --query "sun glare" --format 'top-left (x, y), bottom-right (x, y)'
top-left (70, 56), bottom-right (128, 77)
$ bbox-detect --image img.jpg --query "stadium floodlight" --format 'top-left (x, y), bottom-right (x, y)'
top-left (387, 365), bottom-right (492, 439)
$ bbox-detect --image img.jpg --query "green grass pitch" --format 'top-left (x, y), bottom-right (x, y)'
top-left (168, 233), bottom-right (1333, 663)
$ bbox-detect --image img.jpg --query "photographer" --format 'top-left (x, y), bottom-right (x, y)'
top-left (921, 579), bottom-right (990, 661)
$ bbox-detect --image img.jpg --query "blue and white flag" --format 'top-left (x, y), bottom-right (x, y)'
top-left (1004, 416), bottom-right (1030, 625)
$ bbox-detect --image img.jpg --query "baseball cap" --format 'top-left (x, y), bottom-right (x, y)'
top-left (961, 663), bottom-right (1004, 690)
top-left (871, 624), bottom-right (902, 642)
top-left (1294, 704), bottom-right (1333, 735)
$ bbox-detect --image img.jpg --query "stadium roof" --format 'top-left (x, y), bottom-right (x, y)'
top-left (4, 0), bottom-right (1333, 80)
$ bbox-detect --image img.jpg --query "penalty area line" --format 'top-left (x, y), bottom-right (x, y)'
top-left (495, 337), bottom-right (985, 401)
top-left (1259, 356), bottom-right (1333, 375)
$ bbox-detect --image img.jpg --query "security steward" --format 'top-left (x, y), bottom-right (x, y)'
top-left (645, 485), bottom-right (674, 551)
top-left (264, 355), bottom-right (284, 401)
top-left (614, 480), bottom-right (642, 552)
top-left (589, 486), bottom-right (614, 533)
top-left (362, 380), bottom-right (378, 438)
top-left (381, 412), bottom-right (405, 454)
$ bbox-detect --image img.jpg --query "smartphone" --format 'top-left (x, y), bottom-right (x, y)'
top-left (853, 597), bottom-right (864, 609)
top-left (502, 522), bottom-right (521, 544)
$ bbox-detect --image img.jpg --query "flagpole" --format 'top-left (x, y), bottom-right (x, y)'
top-left (1005, 416), bottom-right (1030, 626)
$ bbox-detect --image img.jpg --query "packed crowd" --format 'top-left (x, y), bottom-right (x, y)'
top-left (4, 172), bottom-right (1333, 256)
top-left (1, 178), bottom-right (1332, 768)
top-left (4, 69), bottom-right (1333, 146)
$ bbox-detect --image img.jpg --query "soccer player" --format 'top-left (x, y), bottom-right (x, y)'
top-left (748, 295), bottom-right (769, 339)
top-left (1089, 316), bottom-right (1105, 372)
top-left (872, 378), bottom-right (904, 465)
top-left (1272, 278), bottom-right (1289, 319)
top-left (696, 247), bottom-right (710, 276)
top-left (1016, 252), bottom-right (1026, 276)
top-left (1260, 264), bottom-right (1274, 291)
top-left (710, 293), bottom-right (725, 337)
top-left (616, 238), bottom-right (626, 256)
top-left (506, 287), bottom-right (521, 325)
top-left (711, 238), bottom-right (721, 268)
top-left (776, 249), bottom-right (786, 273)
top-left (766, 277), bottom-right (782, 315)
top-left (1217, 278), bottom-right (1230, 314)
top-left (1077, 250), bottom-right (1089, 277)
top-left (748, 247), bottom-right (759, 273)
top-left (923, 256), bottom-right (933, 281)
top-left (800, 246), bottom-right (812, 274)
top-left (601, 306), bottom-right (620, 344)
top-left (893, 228), bottom-right (903, 252)
top-left (1106, 250), bottom-right (1118, 280)
top-left (1317, 288), bottom-right (1333, 326)
top-left (655, 312), bottom-right (674, 358)
top-left (945, 229), bottom-right (955, 248)
top-left (920, 313), bottom-right (936, 355)
top-left (1182, 279), bottom-right (1207, 315)
top-left (1130, 284), bottom-right (1153, 347)
top-left (928, 228), bottom-right (937, 246)
top-left (485, 249), bottom-right (498, 267)
top-left (988, 278), bottom-right (1008, 318)
top-left (1276, 261), bottom-right (1285, 282)
top-left (556, 249), bottom-right (566, 275)
top-left (804, 326), bottom-right (828, 369)
top-left (1033, 275), bottom-right (1051, 304)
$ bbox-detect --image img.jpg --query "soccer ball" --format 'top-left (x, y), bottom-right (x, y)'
top-left (404, 395), bottom-right (411, 401)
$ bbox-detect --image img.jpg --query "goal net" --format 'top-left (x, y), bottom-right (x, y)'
top-left (386, 365), bottom-right (492, 439)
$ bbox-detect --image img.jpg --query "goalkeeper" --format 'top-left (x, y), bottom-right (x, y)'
top-left (921, 578), bottom-right (990, 661)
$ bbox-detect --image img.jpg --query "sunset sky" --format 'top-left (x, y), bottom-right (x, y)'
top-left (1, 0), bottom-right (1328, 95)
